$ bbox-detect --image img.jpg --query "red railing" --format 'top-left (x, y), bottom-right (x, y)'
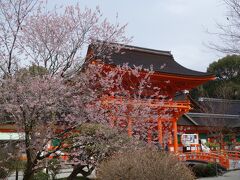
top-left (213, 150), bottom-right (240, 160)
top-left (178, 152), bottom-right (229, 169)
top-left (178, 150), bottom-right (240, 170)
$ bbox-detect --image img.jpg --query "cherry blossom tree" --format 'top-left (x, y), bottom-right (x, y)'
top-left (0, 0), bottom-right (129, 78)
top-left (0, 61), bottom-right (170, 179)
top-left (0, 0), bottom-right (38, 76)
top-left (23, 6), bottom-right (130, 77)
top-left (0, 1), bottom-right (172, 179)
top-left (0, 63), bottom-right (108, 179)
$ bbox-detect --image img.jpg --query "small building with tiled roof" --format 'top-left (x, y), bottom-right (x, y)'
top-left (178, 97), bottom-right (240, 150)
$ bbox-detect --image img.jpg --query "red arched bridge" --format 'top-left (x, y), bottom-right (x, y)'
top-left (178, 151), bottom-right (240, 170)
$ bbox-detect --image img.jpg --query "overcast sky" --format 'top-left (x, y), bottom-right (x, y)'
top-left (50, 0), bottom-right (228, 72)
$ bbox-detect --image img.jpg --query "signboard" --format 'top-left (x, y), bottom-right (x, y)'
top-left (181, 134), bottom-right (199, 146)
top-left (0, 132), bottom-right (25, 140)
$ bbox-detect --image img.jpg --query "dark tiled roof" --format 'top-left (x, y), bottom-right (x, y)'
top-left (197, 98), bottom-right (240, 115)
top-left (179, 97), bottom-right (240, 128)
top-left (90, 43), bottom-right (214, 78)
top-left (186, 114), bottom-right (240, 128)
top-left (178, 114), bottom-right (240, 128)
top-left (178, 114), bottom-right (198, 126)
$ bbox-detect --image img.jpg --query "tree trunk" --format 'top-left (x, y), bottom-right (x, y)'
top-left (23, 155), bottom-right (35, 180)
top-left (23, 123), bottom-right (35, 180)
top-left (23, 167), bottom-right (34, 180)
top-left (15, 169), bottom-right (18, 180)
top-left (67, 164), bottom-right (94, 180)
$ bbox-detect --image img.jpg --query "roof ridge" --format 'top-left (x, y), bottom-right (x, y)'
top-left (93, 40), bottom-right (172, 56)
top-left (187, 112), bottom-right (240, 118)
top-left (122, 44), bottom-right (172, 56)
top-left (199, 97), bottom-right (240, 103)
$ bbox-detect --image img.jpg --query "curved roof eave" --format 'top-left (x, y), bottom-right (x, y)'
top-left (87, 42), bottom-right (215, 79)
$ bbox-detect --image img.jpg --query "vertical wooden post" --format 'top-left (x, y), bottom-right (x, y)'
top-left (173, 118), bottom-right (178, 153)
top-left (147, 126), bottom-right (152, 143)
top-left (127, 116), bottom-right (133, 137)
top-left (110, 116), bottom-right (116, 127)
top-left (147, 118), bottom-right (154, 143)
top-left (158, 118), bottom-right (163, 145)
top-left (127, 104), bottom-right (133, 137)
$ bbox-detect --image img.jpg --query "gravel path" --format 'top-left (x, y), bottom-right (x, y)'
top-left (198, 170), bottom-right (240, 180)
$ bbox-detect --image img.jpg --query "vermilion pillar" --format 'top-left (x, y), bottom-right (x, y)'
top-left (127, 104), bottom-right (133, 137)
top-left (110, 116), bottom-right (116, 127)
top-left (127, 116), bottom-right (133, 137)
top-left (158, 118), bottom-right (163, 145)
top-left (173, 118), bottom-right (178, 153)
top-left (147, 127), bottom-right (152, 143)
